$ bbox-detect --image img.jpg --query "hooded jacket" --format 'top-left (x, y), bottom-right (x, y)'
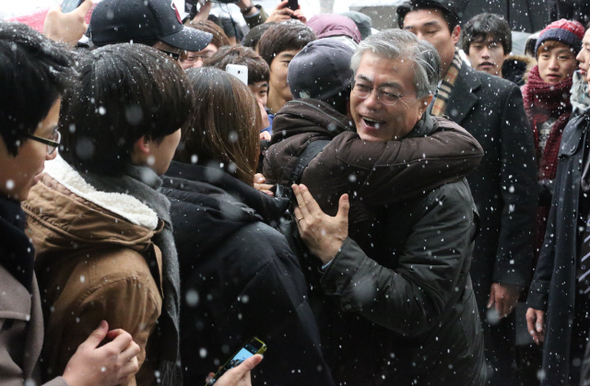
top-left (22, 157), bottom-right (164, 386)
top-left (161, 161), bottom-right (334, 386)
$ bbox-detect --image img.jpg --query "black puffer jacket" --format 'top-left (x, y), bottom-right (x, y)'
top-left (161, 161), bottom-right (334, 386)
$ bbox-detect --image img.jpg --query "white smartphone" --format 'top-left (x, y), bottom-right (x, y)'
top-left (226, 64), bottom-right (248, 86)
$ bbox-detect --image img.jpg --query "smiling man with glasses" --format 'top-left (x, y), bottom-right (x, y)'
top-left (263, 30), bottom-right (487, 385)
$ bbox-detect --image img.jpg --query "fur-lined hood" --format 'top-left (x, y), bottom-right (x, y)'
top-left (502, 54), bottom-right (536, 86)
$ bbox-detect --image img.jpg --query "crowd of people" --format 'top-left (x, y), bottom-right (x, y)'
top-left (2, 0), bottom-right (590, 385)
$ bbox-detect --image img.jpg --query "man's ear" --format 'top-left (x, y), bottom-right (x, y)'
top-left (452, 25), bottom-right (461, 45)
top-left (130, 135), bottom-right (152, 165)
top-left (419, 94), bottom-right (433, 116)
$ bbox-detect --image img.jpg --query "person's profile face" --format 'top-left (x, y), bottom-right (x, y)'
top-left (576, 30), bottom-right (590, 92)
top-left (0, 98), bottom-right (61, 201)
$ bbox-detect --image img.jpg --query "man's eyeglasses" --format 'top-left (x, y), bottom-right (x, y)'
top-left (24, 130), bottom-right (61, 155)
top-left (351, 80), bottom-right (413, 106)
top-left (159, 49), bottom-right (181, 61)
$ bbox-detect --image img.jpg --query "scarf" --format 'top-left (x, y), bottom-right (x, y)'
top-left (0, 197), bottom-right (35, 293)
top-left (430, 50), bottom-right (463, 117)
top-left (80, 164), bottom-right (182, 385)
top-left (522, 65), bottom-right (573, 259)
top-left (521, 65), bottom-right (573, 181)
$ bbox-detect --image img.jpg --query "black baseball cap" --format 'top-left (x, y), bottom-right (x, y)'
top-left (89, 0), bottom-right (212, 51)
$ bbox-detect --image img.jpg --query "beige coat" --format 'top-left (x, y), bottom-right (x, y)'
top-left (22, 157), bottom-right (163, 386)
top-left (0, 266), bottom-right (67, 386)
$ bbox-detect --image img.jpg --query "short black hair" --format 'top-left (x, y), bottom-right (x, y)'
top-left (258, 21), bottom-right (316, 67)
top-left (59, 43), bottom-right (192, 175)
top-left (396, 0), bottom-right (460, 32)
top-left (204, 45), bottom-right (270, 84)
top-left (0, 21), bottom-right (75, 156)
top-left (241, 23), bottom-right (275, 49)
top-left (461, 13), bottom-right (512, 54)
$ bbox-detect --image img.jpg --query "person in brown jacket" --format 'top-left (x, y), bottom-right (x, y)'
top-left (0, 21), bottom-right (141, 386)
top-left (23, 40), bottom-right (267, 386)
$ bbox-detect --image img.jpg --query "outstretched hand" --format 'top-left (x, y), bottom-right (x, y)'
top-left (292, 184), bottom-right (349, 264)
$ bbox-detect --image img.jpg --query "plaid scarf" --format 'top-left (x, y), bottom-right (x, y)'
top-left (430, 50), bottom-right (463, 117)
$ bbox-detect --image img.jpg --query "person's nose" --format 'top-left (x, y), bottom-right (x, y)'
top-left (481, 46), bottom-right (490, 59)
top-left (548, 56), bottom-right (559, 70)
top-left (363, 88), bottom-right (381, 109)
top-left (193, 57), bottom-right (205, 68)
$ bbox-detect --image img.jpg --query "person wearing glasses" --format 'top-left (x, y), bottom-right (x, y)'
top-left (20, 43), bottom-right (193, 386)
top-left (265, 30), bottom-right (487, 385)
top-left (0, 21), bottom-right (143, 386)
top-left (87, 0), bottom-right (213, 63)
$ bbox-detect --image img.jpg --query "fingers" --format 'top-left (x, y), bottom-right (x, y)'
top-left (292, 184), bottom-right (311, 219)
top-left (239, 354), bottom-right (263, 372)
top-left (74, 0), bottom-right (93, 16)
top-left (116, 356), bottom-right (139, 384)
top-left (526, 308), bottom-right (544, 344)
top-left (276, 0), bottom-right (289, 9)
top-left (335, 193), bottom-right (350, 222)
top-left (487, 287), bottom-right (495, 309)
top-left (104, 329), bottom-right (134, 352)
top-left (82, 320), bottom-right (109, 349)
top-left (535, 311), bottom-right (544, 334)
top-left (297, 184), bottom-right (322, 215)
top-left (253, 173), bottom-right (266, 184)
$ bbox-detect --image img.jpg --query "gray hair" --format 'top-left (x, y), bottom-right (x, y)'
top-left (350, 29), bottom-right (441, 98)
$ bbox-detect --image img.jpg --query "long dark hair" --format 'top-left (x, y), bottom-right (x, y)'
top-left (177, 67), bottom-right (261, 185)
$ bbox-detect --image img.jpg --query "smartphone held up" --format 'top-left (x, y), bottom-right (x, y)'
top-left (207, 337), bottom-right (266, 385)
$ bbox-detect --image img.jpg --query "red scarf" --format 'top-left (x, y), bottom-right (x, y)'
top-left (521, 65), bottom-right (573, 259)
top-left (521, 65), bottom-right (572, 181)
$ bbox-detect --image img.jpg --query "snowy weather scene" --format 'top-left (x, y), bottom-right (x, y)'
top-left (1, 0), bottom-right (589, 385)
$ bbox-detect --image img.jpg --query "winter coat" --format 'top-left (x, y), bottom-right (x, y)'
top-left (264, 100), bottom-right (486, 385)
top-left (526, 108), bottom-right (590, 385)
top-left (22, 157), bottom-right (164, 386)
top-left (160, 161), bottom-right (335, 386)
top-left (0, 197), bottom-right (67, 386)
top-left (264, 99), bottom-right (484, 221)
top-left (443, 63), bottom-right (538, 307)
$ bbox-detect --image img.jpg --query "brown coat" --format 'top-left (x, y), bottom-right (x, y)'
top-left (0, 266), bottom-right (67, 386)
top-left (22, 167), bottom-right (163, 386)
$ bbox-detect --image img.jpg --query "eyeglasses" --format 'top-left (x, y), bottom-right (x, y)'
top-left (158, 49), bottom-right (181, 61)
top-left (180, 51), bottom-right (212, 64)
top-left (24, 130), bottom-right (61, 155)
top-left (352, 80), bottom-right (413, 106)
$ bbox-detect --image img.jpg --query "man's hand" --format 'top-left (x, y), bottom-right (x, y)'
top-left (526, 308), bottom-right (545, 344)
top-left (62, 320), bottom-right (140, 386)
top-left (487, 283), bottom-right (521, 318)
top-left (191, 1), bottom-right (212, 23)
top-left (253, 173), bottom-right (273, 196)
top-left (292, 184), bottom-right (349, 264)
top-left (43, 0), bottom-right (93, 47)
top-left (266, 1), bottom-right (296, 23)
top-left (237, 0), bottom-right (257, 16)
top-left (207, 354), bottom-right (263, 386)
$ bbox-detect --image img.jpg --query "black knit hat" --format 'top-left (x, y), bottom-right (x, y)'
top-left (288, 39), bottom-right (355, 102)
top-left (89, 0), bottom-right (212, 51)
